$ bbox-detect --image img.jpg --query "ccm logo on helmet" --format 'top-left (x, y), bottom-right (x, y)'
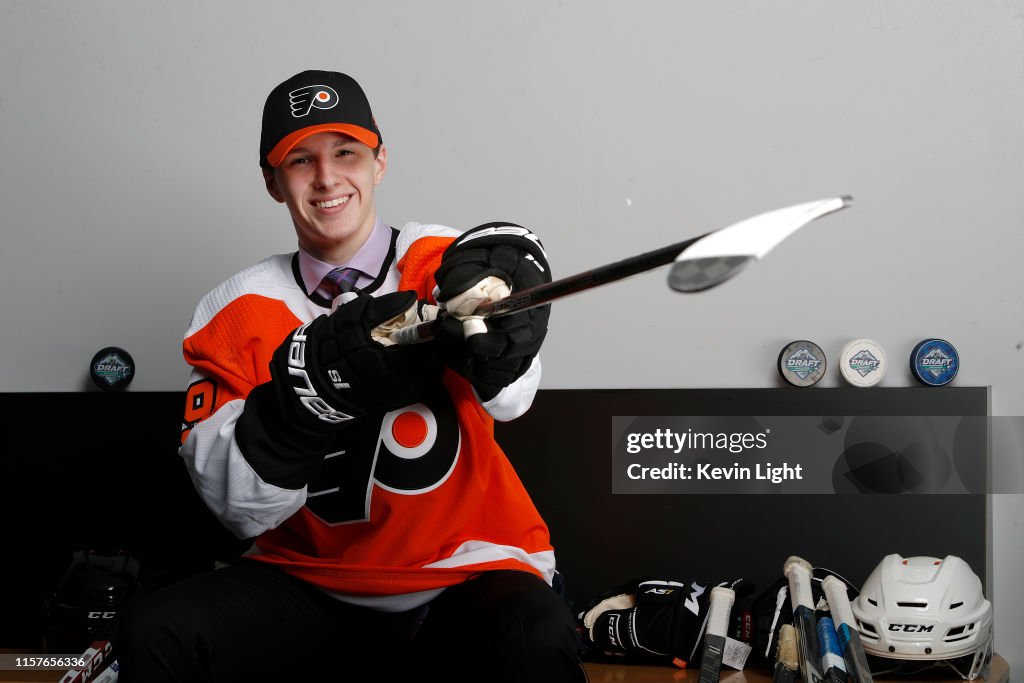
top-left (287, 321), bottom-right (353, 424)
top-left (888, 623), bottom-right (935, 633)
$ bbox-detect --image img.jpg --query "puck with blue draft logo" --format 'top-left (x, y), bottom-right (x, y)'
top-left (839, 338), bottom-right (887, 387)
top-left (778, 340), bottom-right (827, 387)
top-left (910, 338), bottom-right (959, 386)
top-left (90, 346), bottom-right (135, 391)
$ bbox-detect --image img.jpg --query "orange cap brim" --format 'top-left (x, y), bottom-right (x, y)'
top-left (266, 123), bottom-right (380, 167)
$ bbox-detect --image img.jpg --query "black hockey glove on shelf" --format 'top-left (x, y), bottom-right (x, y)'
top-left (433, 222), bottom-right (552, 401)
top-left (577, 577), bottom-right (751, 667)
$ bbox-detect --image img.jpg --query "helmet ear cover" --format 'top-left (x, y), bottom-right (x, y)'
top-left (851, 554), bottom-right (993, 680)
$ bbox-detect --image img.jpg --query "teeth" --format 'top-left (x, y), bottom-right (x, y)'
top-left (315, 197), bottom-right (349, 209)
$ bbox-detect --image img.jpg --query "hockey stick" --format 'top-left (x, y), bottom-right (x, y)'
top-left (822, 575), bottom-right (874, 683)
top-left (817, 615), bottom-right (849, 683)
top-left (698, 586), bottom-right (736, 683)
top-left (784, 556), bottom-right (824, 683)
top-left (58, 639), bottom-right (117, 683)
top-left (774, 624), bottom-right (800, 683)
top-left (389, 195), bottom-right (852, 345)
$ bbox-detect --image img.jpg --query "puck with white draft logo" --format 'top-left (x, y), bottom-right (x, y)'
top-left (90, 347), bottom-right (135, 391)
top-left (839, 338), bottom-right (887, 387)
top-left (910, 338), bottom-right (959, 386)
top-left (777, 340), bottom-right (827, 387)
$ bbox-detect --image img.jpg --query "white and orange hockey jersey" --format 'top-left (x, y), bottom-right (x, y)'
top-left (179, 223), bottom-right (555, 609)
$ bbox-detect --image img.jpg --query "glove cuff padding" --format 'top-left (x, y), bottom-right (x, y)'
top-left (433, 222), bottom-right (550, 302)
top-left (236, 382), bottom-right (340, 489)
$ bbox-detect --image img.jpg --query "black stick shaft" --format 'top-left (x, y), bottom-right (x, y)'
top-left (481, 233), bottom-right (705, 318)
top-left (396, 233), bottom-right (705, 344)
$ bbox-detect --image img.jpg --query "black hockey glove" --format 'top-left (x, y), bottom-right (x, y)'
top-left (577, 577), bottom-right (750, 667)
top-left (270, 289), bottom-right (444, 423)
top-left (237, 290), bottom-right (445, 488)
top-left (433, 222), bottom-right (552, 401)
top-left (240, 290), bottom-right (441, 431)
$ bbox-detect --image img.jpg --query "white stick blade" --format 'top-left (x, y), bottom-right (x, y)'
top-left (675, 196), bottom-right (852, 264)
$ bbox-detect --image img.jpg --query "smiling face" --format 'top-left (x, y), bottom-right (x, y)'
top-left (263, 131), bottom-right (387, 263)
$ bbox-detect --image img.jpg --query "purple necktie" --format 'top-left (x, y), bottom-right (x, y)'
top-left (318, 267), bottom-right (362, 299)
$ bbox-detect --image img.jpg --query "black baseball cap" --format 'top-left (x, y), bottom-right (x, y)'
top-left (260, 70), bottom-right (382, 168)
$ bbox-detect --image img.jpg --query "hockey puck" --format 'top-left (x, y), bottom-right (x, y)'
top-left (839, 338), bottom-right (887, 387)
top-left (777, 340), bottom-right (827, 387)
top-left (90, 347), bottom-right (135, 391)
top-left (910, 338), bottom-right (959, 386)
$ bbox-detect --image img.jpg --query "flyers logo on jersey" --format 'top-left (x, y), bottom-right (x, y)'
top-left (305, 392), bottom-right (460, 525)
top-left (289, 85), bottom-right (340, 117)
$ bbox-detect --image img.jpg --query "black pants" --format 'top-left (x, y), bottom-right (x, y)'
top-left (117, 560), bottom-right (588, 682)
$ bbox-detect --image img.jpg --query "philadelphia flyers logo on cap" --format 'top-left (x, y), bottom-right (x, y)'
top-left (289, 84), bottom-right (340, 117)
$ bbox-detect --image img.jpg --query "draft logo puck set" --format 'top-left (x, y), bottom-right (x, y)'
top-left (777, 338), bottom-right (959, 388)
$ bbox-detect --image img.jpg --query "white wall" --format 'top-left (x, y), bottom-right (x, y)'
top-left (2, 0), bottom-right (1021, 672)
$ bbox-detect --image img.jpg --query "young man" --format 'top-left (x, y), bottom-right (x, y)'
top-left (118, 70), bottom-right (587, 682)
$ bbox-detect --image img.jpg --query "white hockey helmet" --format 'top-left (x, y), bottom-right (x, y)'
top-left (851, 554), bottom-right (992, 680)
